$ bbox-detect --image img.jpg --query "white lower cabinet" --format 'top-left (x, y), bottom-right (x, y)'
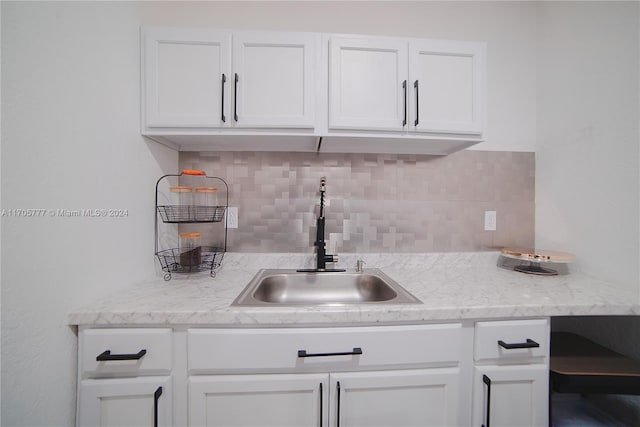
top-left (472, 319), bottom-right (550, 427)
top-left (76, 328), bottom-right (174, 426)
top-left (472, 365), bottom-right (548, 427)
top-left (78, 376), bottom-right (172, 427)
top-left (188, 368), bottom-right (460, 427)
top-left (186, 324), bottom-right (465, 426)
top-left (77, 319), bottom-right (550, 427)
top-left (188, 374), bottom-right (326, 427)
top-left (331, 368), bottom-right (461, 427)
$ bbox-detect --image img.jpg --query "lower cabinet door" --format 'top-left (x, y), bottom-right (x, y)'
top-left (78, 376), bottom-right (172, 427)
top-left (330, 368), bottom-right (461, 427)
top-left (188, 373), bottom-right (328, 427)
top-left (473, 365), bottom-right (548, 427)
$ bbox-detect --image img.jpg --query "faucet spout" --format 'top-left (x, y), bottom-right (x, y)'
top-left (298, 177), bottom-right (345, 273)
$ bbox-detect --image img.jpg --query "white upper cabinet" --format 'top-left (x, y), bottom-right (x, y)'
top-left (409, 39), bottom-right (485, 135)
top-left (143, 28), bottom-right (317, 130)
top-left (232, 31), bottom-right (318, 128)
top-left (329, 36), bottom-right (408, 131)
top-left (327, 35), bottom-right (485, 136)
top-left (144, 27), bottom-right (231, 128)
top-left (141, 27), bottom-right (486, 154)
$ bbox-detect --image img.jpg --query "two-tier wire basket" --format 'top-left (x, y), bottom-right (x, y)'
top-left (155, 170), bottom-right (228, 281)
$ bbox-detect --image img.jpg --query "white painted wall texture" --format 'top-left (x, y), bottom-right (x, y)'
top-left (0, 3), bottom-right (3, 422)
top-left (536, 2), bottom-right (640, 423)
top-left (1, 2), bottom-right (178, 425)
top-left (536, 1), bottom-right (640, 286)
top-left (1, 1), bottom-right (638, 425)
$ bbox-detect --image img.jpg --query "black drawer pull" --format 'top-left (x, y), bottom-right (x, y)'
top-left (153, 386), bottom-right (163, 427)
top-left (482, 374), bottom-right (491, 427)
top-left (402, 80), bottom-right (407, 127)
top-left (221, 73), bottom-right (226, 123)
top-left (498, 339), bottom-right (540, 350)
top-left (414, 80), bottom-right (419, 126)
top-left (234, 73), bottom-right (239, 122)
top-left (298, 347), bottom-right (362, 358)
top-left (96, 349), bottom-right (147, 361)
top-left (337, 381), bottom-right (342, 427)
top-left (319, 383), bottom-right (323, 427)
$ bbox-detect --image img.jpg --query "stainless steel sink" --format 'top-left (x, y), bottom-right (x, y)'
top-left (232, 269), bottom-right (422, 306)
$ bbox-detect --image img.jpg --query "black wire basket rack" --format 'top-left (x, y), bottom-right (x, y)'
top-left (155, 246), bottom-right (225, 281)
top-left (154, 170), bottom-right (228, 281)
top-left (156, 205), bottom-right (227, 223)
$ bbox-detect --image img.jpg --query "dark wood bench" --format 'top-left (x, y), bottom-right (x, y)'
top-left (550, 332), bottom-right (640, 395)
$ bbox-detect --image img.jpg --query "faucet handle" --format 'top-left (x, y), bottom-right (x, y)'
top-left (356, 259), bottom-right (366, 273)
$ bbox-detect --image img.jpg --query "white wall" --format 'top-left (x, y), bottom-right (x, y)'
top-left (1, 2), bottom-right (178, 425)
top-left (0, 2), bottom-right (3, 422)
top-left (536, 2), bottom-right (640, 422)
top-left (536, 1), bottom-right (640, 286)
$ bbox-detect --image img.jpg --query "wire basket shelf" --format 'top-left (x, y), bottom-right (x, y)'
top-left (155, 246), bottom-right (224, 281)
top-left (157, 205), bottom-right (226, 223)
top-left (155, 171), bottom-right (228, 281)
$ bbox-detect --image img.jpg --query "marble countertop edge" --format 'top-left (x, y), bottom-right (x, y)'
top-left (67, 251), bottom-right (640, 327)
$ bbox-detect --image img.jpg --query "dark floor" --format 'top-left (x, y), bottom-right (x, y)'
top-left (551, 393), bottom-right (632, 427)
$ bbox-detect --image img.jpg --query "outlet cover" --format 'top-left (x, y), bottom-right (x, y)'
top-left (226, 207), bottom-right (238, 229)
top-left (484, 211), bottom-right (496, 231)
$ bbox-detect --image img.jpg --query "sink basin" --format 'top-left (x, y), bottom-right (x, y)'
top-left (232, 269), bottom-right (422, 306)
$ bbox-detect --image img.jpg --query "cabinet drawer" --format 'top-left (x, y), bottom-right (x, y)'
top-left (474, 319), bottom-right (548, 363)
top-left (81, 328), bottom-right (172, 377)
top-left (188, 324), bottom-right (462, 373)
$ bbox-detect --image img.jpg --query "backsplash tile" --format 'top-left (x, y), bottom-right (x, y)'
top-left (179, 150), bottom-right (534, 253)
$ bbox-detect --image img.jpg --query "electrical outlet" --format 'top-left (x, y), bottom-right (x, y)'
top-left (484, 211), bottom-right (497, 231)
top-left (226, 207), bottom-right (238, 229)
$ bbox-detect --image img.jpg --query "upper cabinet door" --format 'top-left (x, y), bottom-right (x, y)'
top-left (329, 36), bottom-right (409, 131)
top-left (409, 40), bottom-right (485, 135)
top-left (232, 31), bottom-right (318, 128)
top-left (144, 28), bottom-right (231, 128)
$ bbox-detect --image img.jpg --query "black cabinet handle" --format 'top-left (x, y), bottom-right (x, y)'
top-left (298, 347), bottom-right (362, 358)
top-left (154, 386), bottom-right (163, 427)
top-left (336, 381), bottom-right (342, 427)
top-left (96, 349), bottom-right (147, 361)
top-left (482, 374), bottom-right (491, 427)
top-left (414, 80), bottom-right (419, 126)
top-left (221, 73), bottom-right (226, 123)
top-left (402, 80), bottom-right (407, 127)
top-left (498, 339), bottom-right (540, 350)
top-left (234, 73), bottom-right (239, 122)
top-left (319, 383), bottom-right (323, 427)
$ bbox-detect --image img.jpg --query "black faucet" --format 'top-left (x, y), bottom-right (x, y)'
top-left (298, 177), bottom-right (345, 273)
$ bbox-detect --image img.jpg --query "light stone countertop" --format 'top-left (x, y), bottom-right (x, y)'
top-left (67, 252), bottom-right (640, 326)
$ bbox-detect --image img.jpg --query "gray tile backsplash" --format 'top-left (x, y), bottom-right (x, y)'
top-left (179, 150), bottom-right (534, 253)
